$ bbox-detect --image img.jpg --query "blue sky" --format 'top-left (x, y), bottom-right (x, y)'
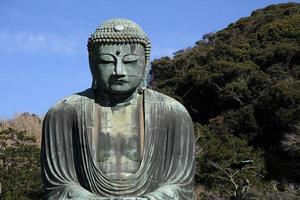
top-left (0, 0), bottom-right (294, 118)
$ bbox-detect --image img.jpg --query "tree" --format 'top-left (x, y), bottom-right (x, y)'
top-left (0, 128), bottom-right (43, 200)
top-left (195, 124), bottom-right (264, 199)
top-left (150, 2), bottom-right (300, 198)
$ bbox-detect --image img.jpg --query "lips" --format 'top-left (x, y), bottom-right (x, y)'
top-left (114, 79), bottom-right (128, 85)
top-left (108, 76), bottom-right (129, 86)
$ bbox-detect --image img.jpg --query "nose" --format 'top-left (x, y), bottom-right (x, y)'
top-left (115, 58), bottom-right (126, 76)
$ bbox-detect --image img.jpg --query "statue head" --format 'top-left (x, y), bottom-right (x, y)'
top-left (88, 18), bottom-right (151, 95)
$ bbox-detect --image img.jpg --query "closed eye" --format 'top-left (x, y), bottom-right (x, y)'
top-left (99, 55), bottom-right (115, 63)
top-left (123, 54), bottom-right (139, 63)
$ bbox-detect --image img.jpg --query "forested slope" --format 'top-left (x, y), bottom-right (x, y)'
top-left (151, 2), bottom-right (300, 199)
top-left (0, 2), bottom-right (299, 200)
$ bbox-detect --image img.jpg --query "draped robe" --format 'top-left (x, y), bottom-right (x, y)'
top-left (41, 88), bottom-right (195, 200)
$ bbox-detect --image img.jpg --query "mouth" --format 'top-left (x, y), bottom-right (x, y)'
top-left (108, 77), bottom-right (129, 86)
top-left (114, 79), bottom-right (129, 85)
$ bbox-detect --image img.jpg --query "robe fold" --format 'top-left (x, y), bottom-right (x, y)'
top-left (41, 88), bottom-right (195, 200)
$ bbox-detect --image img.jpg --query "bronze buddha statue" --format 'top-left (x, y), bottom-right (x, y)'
top-left (41, 18), bottom-right (195, 200)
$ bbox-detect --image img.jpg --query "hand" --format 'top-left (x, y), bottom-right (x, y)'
top-left (89, 197), bottom-right (148, 200)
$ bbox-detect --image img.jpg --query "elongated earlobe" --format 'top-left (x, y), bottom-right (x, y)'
top-left (92, 79), bottom-right (98, 90)
top-left (140, 61), bottom-right (150, 88)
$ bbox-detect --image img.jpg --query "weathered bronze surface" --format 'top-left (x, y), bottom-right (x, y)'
top-left (41, 18), bottom-right (195, 200)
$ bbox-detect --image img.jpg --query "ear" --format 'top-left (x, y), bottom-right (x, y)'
top-left (88, 51), bottom-right (97, 78)
top-left (140, 60), bottom-right (150, 88)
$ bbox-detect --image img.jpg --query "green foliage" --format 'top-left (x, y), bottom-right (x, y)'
top-left (150, 2), bottom-right (300, 198)
top-left (254, 79), bottom-right (300, 182)
top-left (0, 128), bottom-right (43, 200)
top-left (255, 79), bottom-right (300, 147)
top-left (195, 123), bottom-right (264, 199)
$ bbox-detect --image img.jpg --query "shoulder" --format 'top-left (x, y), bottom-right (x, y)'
top-left (144, 89), bottom-right (193, 130)
top-left (144, 88), bottom-right (190, 115)
top-left (46, 88), bottom-right (94, 116)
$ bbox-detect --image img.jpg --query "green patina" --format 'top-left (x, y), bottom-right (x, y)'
top-left (41, 18), bottom-right (195, 200)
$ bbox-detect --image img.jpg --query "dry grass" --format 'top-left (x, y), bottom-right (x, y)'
top-left (195, 184), bottom-right (205, 199)
top-left (0, 112), bottom-right (42, 145)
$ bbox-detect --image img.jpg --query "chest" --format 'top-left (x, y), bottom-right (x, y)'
top-left (97, 105), bottom-right (141, 161)
top-left (87, 99), bottom-right (144, 179)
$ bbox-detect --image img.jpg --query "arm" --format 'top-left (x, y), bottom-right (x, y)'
top-left (142, 102), bottom-right (195, 200)
top-left (41, 103), bottom-right (101, 200)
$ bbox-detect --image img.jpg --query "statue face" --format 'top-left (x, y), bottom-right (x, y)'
top-left (91, 44), bottom-right (146, 94)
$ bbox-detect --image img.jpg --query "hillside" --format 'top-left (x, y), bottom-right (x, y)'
top-left (0, 2), bottom-right (299, 200)
top-left (0, 113), bottom-right (42, 145)
top-left (151, 2), bottom-right (300, 199)
top-left (0, 116), bottom-right (43, 199)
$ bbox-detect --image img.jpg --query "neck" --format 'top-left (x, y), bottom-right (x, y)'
top-left (94, 87), bottom-right (139, 107)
